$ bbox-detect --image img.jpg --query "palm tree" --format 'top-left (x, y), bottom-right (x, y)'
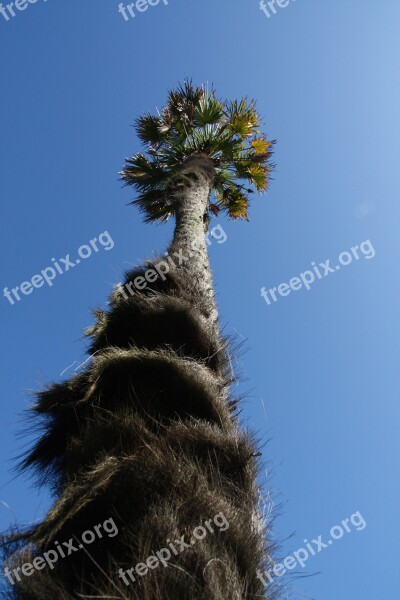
top-left (2, 81), bottom-right (276, 599)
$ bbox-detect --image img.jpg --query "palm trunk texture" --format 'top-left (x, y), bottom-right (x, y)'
top-left (3, 156), bottom-right (273, 600)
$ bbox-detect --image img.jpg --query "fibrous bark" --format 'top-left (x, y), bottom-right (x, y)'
top-left (2, 156), bottom-right (274, 600)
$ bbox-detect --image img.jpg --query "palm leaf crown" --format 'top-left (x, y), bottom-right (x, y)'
top-left (121, 81), bottom-right (275, 223)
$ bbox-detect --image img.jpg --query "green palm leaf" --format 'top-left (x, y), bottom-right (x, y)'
top-left (121, 81), bottom-right (275, 223)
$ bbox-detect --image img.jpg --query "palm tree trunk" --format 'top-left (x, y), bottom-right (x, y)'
top-left (3, 156), bottom-right (270, 600)
top-left (168, 154), bottom-right (219, 337)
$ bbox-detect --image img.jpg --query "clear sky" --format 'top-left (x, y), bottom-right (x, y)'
top-left (1, 0), bottom-right (399, 598)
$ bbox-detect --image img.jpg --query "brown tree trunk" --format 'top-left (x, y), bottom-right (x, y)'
top-left (2, 155), bottom-right (270, 600)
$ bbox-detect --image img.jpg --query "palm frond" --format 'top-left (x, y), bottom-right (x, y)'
top-left (136, 114), bottom-right (165, 146)
top-left (121, 81), bottom-right (275, 223)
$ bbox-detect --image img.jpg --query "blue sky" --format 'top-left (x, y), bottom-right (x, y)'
top-left (1, 0), bottom-right (399, 597)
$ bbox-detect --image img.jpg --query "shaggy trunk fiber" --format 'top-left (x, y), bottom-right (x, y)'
top-left (4, 156), bottom-right (270, 600)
